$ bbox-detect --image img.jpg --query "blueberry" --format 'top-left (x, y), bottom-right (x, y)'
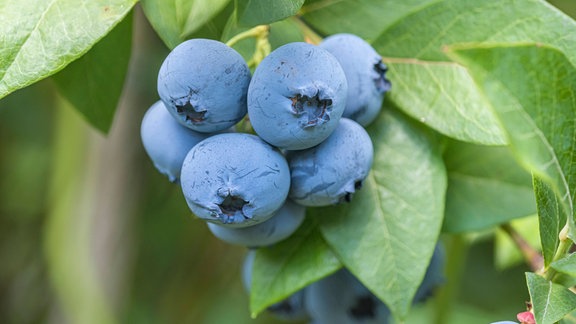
top-left (490, 322), bottom-right (518, 324)
top-left (288, 118), bottom-right (373, 206)
top-left (320, 33), bottom-right (391, 126)
top-left (157, 39), bottom-right (251, 133)
top-left (180, 133), bottom-right (290, 227)
top-left (242, 250), bottom-right (310, 321)
top-left (247, 42), bottom-right (348, 150)
top-left (413, 243), bottom-right (445, 304)
top-left (305, 269), bottom-right (391, 324)
top-left (266, 289), bottom-right (308, 322)
top-left (140, 100), bottom-right (211, 182)
top-left (207, 199), bottom-right (305, 247)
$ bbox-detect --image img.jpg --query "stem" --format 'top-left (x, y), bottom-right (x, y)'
top-left (500, 223), bottom-right (543, 272)
top-left (247, 35), bottom-right (271, 69)
top-left (225, 25), bottom-right (271, 69)
top-left (225, 25), bottom-right (269, 47)
top-left (544, 223), bottom-right (573, 281)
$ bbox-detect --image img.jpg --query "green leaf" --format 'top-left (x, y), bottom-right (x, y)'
top-left (302, 0), bottom-right (576, 145)
top-left (312, 107), bottom-right (447, 319)
top-left (185, 4), bottom-right (236, 43)
top-left (526, 272), bottom-right (576, 324)
top-left (384, 59), bottom-right (506, 145)
top-left (140, 0), bottom-right (231, 49)
top-left (534, 177), bottom-right (567, 266)
top-left (0, 0), bottom-right (136, 100)
top-left (371, 1), bottom-right (576, 63)
top-left (235, 0), bottom-right (305, 27)
top-left (551, 253), bottom-right (576, 277)
top-left (442, 140), bottom-right (536, 233)
top-left (300, 0), bottom-right (438, 41)
top-left (52, 13), bottom-right (132, 133)
top-left (250, 217), bottom-right (341, 316)
top-left (448, 44), bottom-right (576, 258)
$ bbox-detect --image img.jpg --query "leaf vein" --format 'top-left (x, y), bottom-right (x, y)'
top-left (0, 0), bottom-right (56, 86)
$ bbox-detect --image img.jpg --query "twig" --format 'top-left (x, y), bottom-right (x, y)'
top-left (500, 223), bottom-right (543, 272)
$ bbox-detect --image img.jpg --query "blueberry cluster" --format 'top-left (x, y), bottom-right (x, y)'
top-left (140, 33), bottom-right (441, 322)
top-left (142, 34), bottom-right (389, 238)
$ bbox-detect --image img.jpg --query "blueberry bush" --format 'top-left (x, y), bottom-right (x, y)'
top-left (1, 0), bottom-right (576, 323)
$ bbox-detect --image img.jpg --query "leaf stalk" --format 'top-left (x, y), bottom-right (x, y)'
top-left (543, 223), bottom-right (573, 282)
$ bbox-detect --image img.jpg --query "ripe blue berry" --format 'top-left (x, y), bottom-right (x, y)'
top-left (289, 118), bottom-right (373, 206)
top-left (266, 289), bottom-right (308, 322)
top-left (305, 269), bottom-right (391, 324)
top-left (180, 133), bottom-right (290, 227)
top-left (140, 100), bottom-right (211, 182)
top-left (320, 33), bottom-right (391, 126)
top-left (157, 39), bottom-right (251, 133)
top-left (207, 199), bottom-right (305, 247)
top-left (248, 42), bottom-right (348, 150)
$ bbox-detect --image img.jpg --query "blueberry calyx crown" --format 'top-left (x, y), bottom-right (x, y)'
top-left (172, 88), bottom-right (207, 124)
top-left (342, 180), bottom-right (364, 203)
top-left (373, 60), bottom-right (392, 93)
top-left (349, 295), bottom-right (377, 320)
top-left (217, 194), bottom-right (249, 222)
top-left (175, 101), bottom-right (207, 123)
top-left (290, 92), bottom-right (333, 128)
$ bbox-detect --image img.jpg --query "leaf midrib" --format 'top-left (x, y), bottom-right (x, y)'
top-left (366, 166), bottom-right (433, 307)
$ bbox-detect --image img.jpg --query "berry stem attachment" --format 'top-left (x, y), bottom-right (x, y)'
top-left (225, 25), bottom-right (269, 47)
top-left (225, 25), bottom-right (271, 68)
top-left (247, 32), bottom-right (271, 68)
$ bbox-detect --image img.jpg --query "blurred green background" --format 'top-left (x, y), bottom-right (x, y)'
top-left (1, 2), bottom-right (575, 324)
